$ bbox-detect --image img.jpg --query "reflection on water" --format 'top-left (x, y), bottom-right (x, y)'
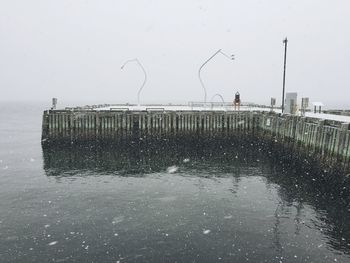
top-left (40, 139), bottom-right (350, 262)
top-left (264, 161), bottom-right (350, 255)
top-left (43, 138), bottom-right (261, 177)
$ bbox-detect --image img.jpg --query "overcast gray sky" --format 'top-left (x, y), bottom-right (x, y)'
top-left (1, 0), bottom-right (349, 108)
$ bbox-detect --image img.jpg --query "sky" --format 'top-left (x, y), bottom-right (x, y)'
top-left (1, 0), bottom-right (350, 108)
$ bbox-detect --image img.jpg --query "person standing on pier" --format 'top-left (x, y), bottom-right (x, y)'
top-left (234, 91), bottom-right (241, 111)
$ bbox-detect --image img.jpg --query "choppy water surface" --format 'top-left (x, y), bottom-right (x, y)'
top-left (1, 103), bottom-right (350, 263)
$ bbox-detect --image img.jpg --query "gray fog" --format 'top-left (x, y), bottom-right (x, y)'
top-left (1, 0), bottom-right (349, 108)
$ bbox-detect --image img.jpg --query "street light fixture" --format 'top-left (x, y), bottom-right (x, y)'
top-left (121, 58), bottom-right (147, 106)
top-left (198, 49), bottom-right (235, 105)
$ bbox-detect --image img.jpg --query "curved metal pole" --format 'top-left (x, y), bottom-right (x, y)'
top-left (121, 58), bottom-right (147, 106)
top-left (210, 93), bottom-right (225, 108)
top-left (198, 49), bottom-right (234, 104)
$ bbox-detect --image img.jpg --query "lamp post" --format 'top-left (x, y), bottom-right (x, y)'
top-left (198, 49), bottom-right (234, 105)
top-left (121, 58), bottom-right (147, 106)
top-left (282, 38), bottom-right (288, 113)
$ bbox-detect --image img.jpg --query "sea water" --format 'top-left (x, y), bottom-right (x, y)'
top-left (1, 102), bottom-right (350, 263)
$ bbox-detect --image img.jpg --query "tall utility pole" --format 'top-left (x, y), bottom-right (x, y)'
top-left (282, 37), bottom-right (288, 114)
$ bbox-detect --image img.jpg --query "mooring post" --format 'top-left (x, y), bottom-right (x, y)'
top-left (344, 128), bottom-right (350, 172)
top-left (300, 117), bottom-right (307, 145)
top-left (334, 123), bottom-right (348, 162)
top-left (69, 113), bottom-right (74, 143)
top-left (313, 119), bottom-right (324, 155)
top-left (41, 111), bottom-right (49, 143)
top-left (329, 127), bottom-right (338, 164)
top-left (323, 126), bottom-right (332, 160)
top-left (308, 123), bottom-right (317, 152)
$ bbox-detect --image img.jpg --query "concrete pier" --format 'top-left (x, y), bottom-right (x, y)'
top-left (42, 109), bottom-right (350, 173)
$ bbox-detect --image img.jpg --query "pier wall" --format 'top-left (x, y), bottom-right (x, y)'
top-left (42, 110), bottom-right (350, 172)
top-left (258, 114), bottom-right (350, 172)
top-left (41, 110), bottom-right (258, 144)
